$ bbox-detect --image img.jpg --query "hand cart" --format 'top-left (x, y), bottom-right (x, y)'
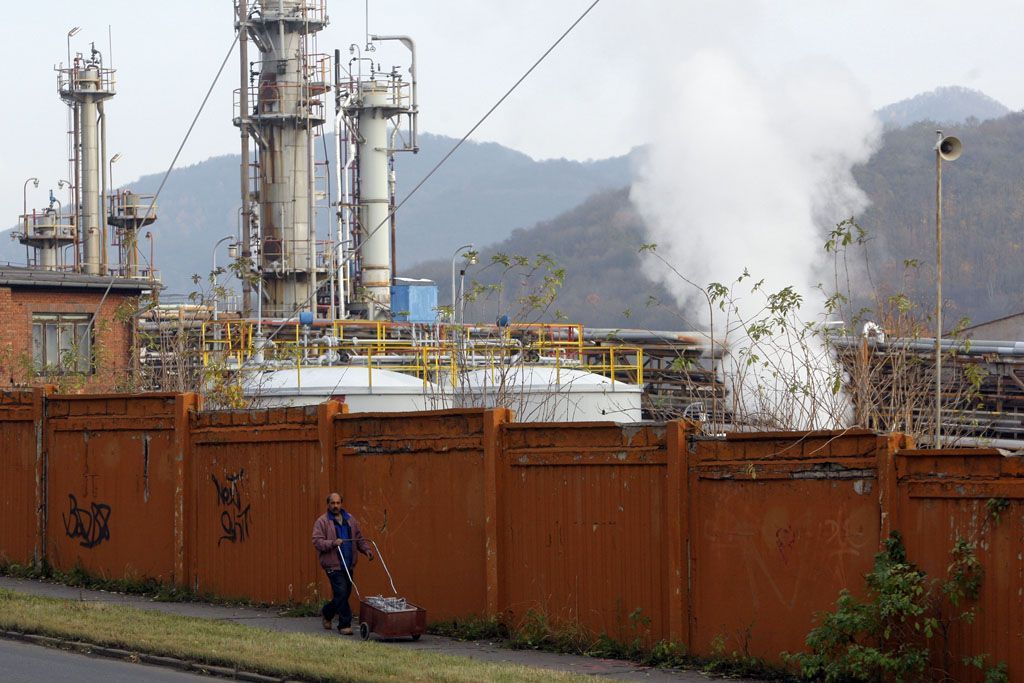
top-left (338, 540), bottom-right (427, 641)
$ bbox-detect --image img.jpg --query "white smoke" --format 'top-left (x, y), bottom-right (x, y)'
top-left (630, 50), bottom-right (881, 429)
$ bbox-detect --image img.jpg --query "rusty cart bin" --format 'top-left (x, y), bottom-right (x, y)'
top-left (339, 540), bottom-right (427, 641)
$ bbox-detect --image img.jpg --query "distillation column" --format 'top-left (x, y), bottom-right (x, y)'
top-left (337, 35), bottom-right (417, 320)
top-left (244, 1), bottom-right (328, 318)
top-left (59, 50), bottom-right (115, 275)
top-left (354, 82), bottom-right (395, 309)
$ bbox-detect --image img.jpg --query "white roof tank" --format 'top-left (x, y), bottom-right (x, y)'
top-left (244, 365), bottom-right (434, 412)
top-left (452, 366), bottom-right (642, 423)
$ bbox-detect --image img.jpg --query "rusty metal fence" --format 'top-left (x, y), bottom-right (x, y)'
top-left (44, 394), bottom-right (192, 582)
top-left (1, 391), bottom-right (1023, 675)
top-left (885, 448), bottom-right (1024, 681)
top-left (331, 408), bottom-right (508, 620)
top-left (496, 422), bottom-right (676, 642)
top-left (0, 389), bottom-right (45, 566)
top-left (687, 430), bottom-right (896, 660)
top-left (189, 405), bottom-right (334, 604)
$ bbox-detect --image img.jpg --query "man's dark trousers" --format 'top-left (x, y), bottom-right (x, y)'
top-left (323, 568), bottom-right (353, 628)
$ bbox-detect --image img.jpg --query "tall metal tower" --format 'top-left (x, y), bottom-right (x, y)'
top-left (335, 36), bottom-right (419, 320)
top-left (58, 44), bottom-right (116, 275)
top-left (236, 0), bottom-right (331, 320)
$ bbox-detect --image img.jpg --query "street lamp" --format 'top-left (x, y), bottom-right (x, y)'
top-left (450, 243), bottom-right (476, 323)
top-left (109, 153), bottom-right (122, 194)
top-left (145, 232), bottom-right (154, 280)
top-left (211, 235), bottom-right (236, 321)
top-left (23, 177), bottom-right (39, 263)
top-left (934, 130), bottom-right (962, 448)
top-left (66, 26), bottom-right (81, 71)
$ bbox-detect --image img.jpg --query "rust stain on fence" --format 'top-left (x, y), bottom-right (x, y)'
top-left (189, 405), bottom-right (328, 604)
top-left (45, 394), bottom-right (180, 581)
top-left (688, 431), bottom-right (883, 660)
top-left (333, 409), bottom-right (497, 621)
top-left (0, 389), bottom-right (44, 565)
top-left (498, 422), bottom-right (672, 644)
top-left (890, 448), bottom-right (1024, 680)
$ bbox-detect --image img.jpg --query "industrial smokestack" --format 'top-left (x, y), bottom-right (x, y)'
top-left (59, 47), bottom-right (115, 275)
top-left (241, 0), bottom-right (329, 318)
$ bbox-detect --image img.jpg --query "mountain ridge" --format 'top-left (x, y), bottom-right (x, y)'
top-left (876, 85), bottom-right (1011, 128)
top-left (2, 87), bottom-right (1020, 330)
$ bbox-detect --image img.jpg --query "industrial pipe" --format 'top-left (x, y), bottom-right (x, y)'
top-left (831, 337), bottom-right (1024, 356)
top-left (370, 34), bottom-right (418, 150)
top-left (99, 101), bottom-right (108, 273)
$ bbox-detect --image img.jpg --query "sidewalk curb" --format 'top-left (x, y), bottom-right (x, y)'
top-left (0, 628), bottom-right (291, 682)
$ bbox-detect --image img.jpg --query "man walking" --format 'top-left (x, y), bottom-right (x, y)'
top-left (312, 492), bottom-right (373, 634)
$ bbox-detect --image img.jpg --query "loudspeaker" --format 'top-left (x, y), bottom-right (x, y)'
top-left (936, 135), bottom-right (962, 161)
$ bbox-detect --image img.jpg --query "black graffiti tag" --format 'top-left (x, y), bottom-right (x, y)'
top-left (63, 494), bottom-right (112, 549)
top-left (211, 469), bottom-right (251, 545)
top-left (219, 506), bottom-right (251, 545)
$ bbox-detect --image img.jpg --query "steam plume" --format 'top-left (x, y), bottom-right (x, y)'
top-left (630, 51), bottom-right (881, 428)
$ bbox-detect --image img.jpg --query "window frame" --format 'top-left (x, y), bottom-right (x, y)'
top-left (31, 313), bottom-right (94, 375)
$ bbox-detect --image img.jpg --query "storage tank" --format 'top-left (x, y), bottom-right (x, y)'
top-left (454, 366), bottom-right (643, 423)
top-left (244, 365), bottom-right (435, 411)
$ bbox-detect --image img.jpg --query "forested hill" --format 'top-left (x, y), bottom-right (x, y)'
top-left (403, 188), bottom-right (689, 330)
top-left (877, 86), bottom-right (1010, 128)
top-left (409, 114), bottom-right (1024, 330)
top-left (0, 133), bottom-right (630, 297)
top-left (852, 114), bottom-right (1024, 326)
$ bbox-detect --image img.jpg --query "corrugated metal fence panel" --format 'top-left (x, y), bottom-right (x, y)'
top-left (45, 394), bottom-right (180, 580)
top-left (335, 409), bottom-right (491, 620)
top-left (190, 407), bottom-right (326, 604)
top-left (893, 449), bottom-right (1024, 682)
top-left (498, 423), bottom-right (671, 642)
top-left (689, 430), bottom-right (883, 661)
top-left (0, 390), bottom-right (41, 565)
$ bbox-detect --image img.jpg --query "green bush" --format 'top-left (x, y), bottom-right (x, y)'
top-left (785, 531), bottom-right (1007, 682)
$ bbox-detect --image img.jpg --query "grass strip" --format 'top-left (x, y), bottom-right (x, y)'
top-left (0, 589), bottom-right (584, 682)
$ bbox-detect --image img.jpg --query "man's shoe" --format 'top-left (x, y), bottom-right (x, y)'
top-left (322, 617), bottom-right (333, 630)
top-left (339, 627), bottom-right (354, 635)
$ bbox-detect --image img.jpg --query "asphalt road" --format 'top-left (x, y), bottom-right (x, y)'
top-left (0, 638), bottom-right (213, 682)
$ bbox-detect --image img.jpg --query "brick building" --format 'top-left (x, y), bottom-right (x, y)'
top-left (0, 267), bottom-right (156, 392)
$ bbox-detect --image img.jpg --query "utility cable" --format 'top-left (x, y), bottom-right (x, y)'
top-left (137, 34), bottom-right (240, 273)
top-left (233, 0), bottom-right (605, 370)
top-left (356, 0), bottom-right (604, 247)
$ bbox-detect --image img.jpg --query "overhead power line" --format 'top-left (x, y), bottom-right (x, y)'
top-left (244, 0), bottom-right (606, 352)
top-left (358, 0), bottom-right (605, 246)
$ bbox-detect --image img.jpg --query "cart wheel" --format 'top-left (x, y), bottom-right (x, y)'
top-left (411, 634), bottom-right (421, 641)
top-left (359, 622), bottom-right (370, 641)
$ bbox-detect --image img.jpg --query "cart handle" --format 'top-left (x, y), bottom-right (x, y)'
top-left (337, 546), bottom-right (361, 598)
top-left (368, 540), bottom-right (399, 596)
top-left (336, 540), bottom-right (398, 598)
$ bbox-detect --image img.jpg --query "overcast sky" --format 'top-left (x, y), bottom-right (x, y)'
top-left (3, 0), bottom-right (1023, 225)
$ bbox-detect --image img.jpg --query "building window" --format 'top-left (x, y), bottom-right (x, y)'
top-left (31, 313), bottom-right (93, 374)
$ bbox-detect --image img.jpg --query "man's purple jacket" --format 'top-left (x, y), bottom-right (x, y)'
top-left (312, 510), bottom-right (372, 572)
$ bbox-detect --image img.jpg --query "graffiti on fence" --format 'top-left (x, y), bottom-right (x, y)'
top-left (63, 494), bottom-right (112, 549)
top-left (211, 469), bottom-right (251, 545)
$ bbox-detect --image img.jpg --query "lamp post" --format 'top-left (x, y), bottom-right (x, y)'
top-left (211, 235), bottom-right (235, 321)
top-left (934, 131), bottom-right (962, 448)
top-left (57, 178), bottom-right (72, 218)
top-left (66, 26), bottom-right (81, 68)
top-left (23, 177), bottom-right (39, 264)
top-left (459, 255), bottom-right (478, 327)
top-left (109, 153), bottom-right (122, 195)
top-left (450, 243), bottom-right (475, 323)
